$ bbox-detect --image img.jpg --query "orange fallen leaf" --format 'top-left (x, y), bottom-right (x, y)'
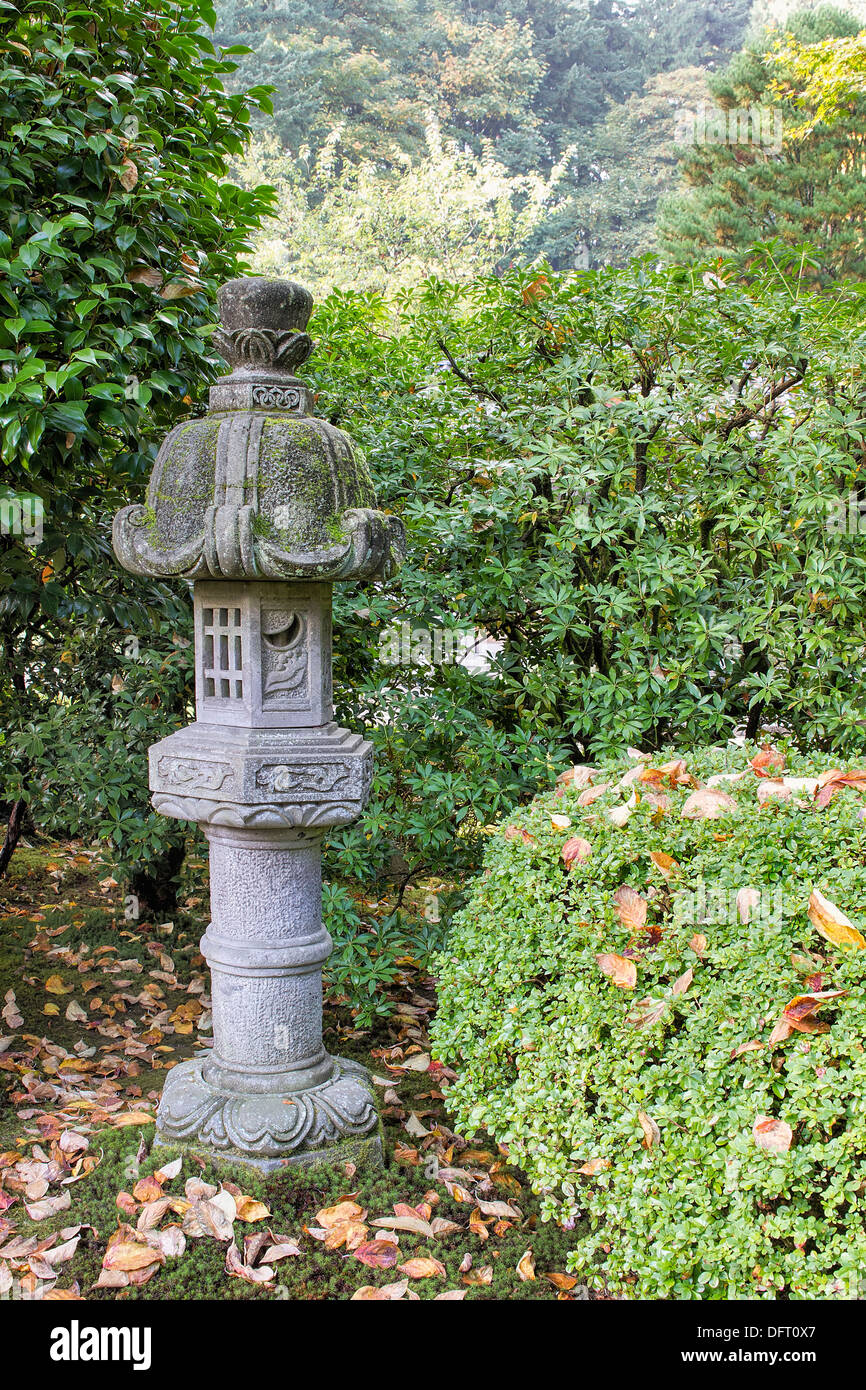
top-left (649, 851), bottom-right (679, 879)
top-left (807, 889), bottom-right (866, 949)
top-left (577, 1153), bottom-right (610, 1177)
top-left (596, 953), bottom-right (637, 990)
top-left (516, 1249), bottom-right (536, 1281)
top-left (638, 1111), bottom-right (660, 1150)
top-left (750, 745), bottom-right (785, 777)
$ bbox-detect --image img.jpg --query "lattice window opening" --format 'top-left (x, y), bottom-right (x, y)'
top-left (202, 605), bottom-right (244, 700)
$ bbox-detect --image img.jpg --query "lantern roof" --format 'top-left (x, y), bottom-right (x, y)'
top-left (113, 277), bottom-right (404, 583)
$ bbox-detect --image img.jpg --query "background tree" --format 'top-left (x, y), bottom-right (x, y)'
top-left (236, 118), bottom-right (577, 292)
top-left (0, 0), bottom-right (273, 907)
top-left (296, 252), bottom-right (866, 896)
top-left (658, 6), bottom-right (866, 281)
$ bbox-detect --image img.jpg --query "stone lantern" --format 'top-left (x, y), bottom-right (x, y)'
top-left (113, 277), bottom-right (403, 1171)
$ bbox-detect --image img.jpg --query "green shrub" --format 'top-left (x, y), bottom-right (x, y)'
top-left (432, 744), bottom-right (866, 1298)
top-left (312, 253), bottom-right (866, 894)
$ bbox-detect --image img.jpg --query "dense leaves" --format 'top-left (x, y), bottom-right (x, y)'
top-left (310, 255), bottom-right (866, 891)
top-left (0, 0), bottom-right (272, 890)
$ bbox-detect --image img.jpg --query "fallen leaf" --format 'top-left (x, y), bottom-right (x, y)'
top-left (672, 967), bottom-right (693, 996)
top-left (516, 1249), bottom-right (536, 1281)
top-left (118, 158), bottom-right (138, 190)
top-left (25, 1190), bottom-right (71, 1221)
top-left (753, 1116), bottom-right (793, 1153)
top-left (561, 837), bottom-right (592, 868)
top-left (399, 1257), bottom-right (445, 1279)
top-left (103, 1241), bottom-right (164, 1273)
top-left (737, 887), bottom-right (761, 925)
top-left (353, 1240), bottom-right (400, 1269)
top-left (750, 745), bottom-right (785, 777)
top-left (613, 885), bottom-right (648, 932)
top-left (225, 1240), bottom-right (274, 1285)
top-left (45, 975), bottom-right (72, 996)
top-left (545, 1272), bottom-right (578, 1291)
top-left (638, 1111), bottom-right (660, 1150)
top-left (596, 953), bottom-right (637, 990)
top-left (649, 851), bottom-right (679, 879)
top-left (577, 1157), bottom-right (610, 1176)
top-left (681, 789), bottom-right (737, 820)
top-left (808, 889), bottom-right (866, 949)
top-left (372, 1215), bottom-right (434, 1239)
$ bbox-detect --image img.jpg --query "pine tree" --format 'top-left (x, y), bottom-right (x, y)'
top-left (657, 6), bottom-right (866, 281)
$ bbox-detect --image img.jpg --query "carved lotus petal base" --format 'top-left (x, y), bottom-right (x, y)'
top-left (154, 1054), bottom-right (383, 1173)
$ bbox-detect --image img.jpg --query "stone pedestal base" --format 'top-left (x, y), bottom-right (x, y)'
top-left (154, 1053), bottom-right (382, 1174)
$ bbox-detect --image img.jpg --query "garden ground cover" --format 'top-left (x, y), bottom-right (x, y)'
top-left (0, 846), bottom-right (590, 1301)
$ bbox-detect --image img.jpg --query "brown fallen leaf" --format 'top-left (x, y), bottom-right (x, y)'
top-left (649, 851), bottom-right (680, 879)
top-left (476, 1198), bottom-right (521, 1219)
top-left (504, 825), bottom-right (534, 844)
top-left (136, 1198), bottom-right (172, 1232)
top-left (638, 1111), bottom-right (660, 1150)
top-left (225, 1240), bottom-right (274, 1285)
top-left (462, 1265), bottom-right (493, 1286)
top-left (613, 885), bottom-right (647, 931)
top-left (578, 1157), bottom-right (610, 1176)
top-left (372, 1215), bottom-right (434, 1239)
top-left (352, 1279), bottom-right (409, 1301)
top-left (814, 768), bottom-right (866, 809)
top-left (103, 1241), bottom-right (164, 1273)
top-left (769, 1015), bottom-right (794, 1045)
top-left (783, 989), bottom-right (846, 1027)
top-left (25, 1190), bottom-right (71, 1221)
top-left (545, 1271), bottom-right (578, 1291)
top-left (353, 1240), bottom-right (400, 1269)
top-left (556, 765), bottom-right (596, 789)
top-left (132, 1175), bottom-right (163, 1205)
top-left (578, 783), bottom-right (610, 807)
top-left (596, 953), bottom-right (637, 990)
top-left (672, 967), bottom-right (693, 996)
top-left (736, 887), bottom-right (761, 925)
top-left (750, 745), bottom-right (785, 777)
top-left (262, 1240), bottom-right (302, 1263)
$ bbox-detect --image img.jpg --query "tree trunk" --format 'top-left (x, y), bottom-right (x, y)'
top-left (129, 839), bottom-right (187, 918)
top-left (0, 799), bottom-right (27, 878)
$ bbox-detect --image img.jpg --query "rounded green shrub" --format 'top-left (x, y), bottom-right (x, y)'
top-left (431, 745), bottom-right (866, 1299)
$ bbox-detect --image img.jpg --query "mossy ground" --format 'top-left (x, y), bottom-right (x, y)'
top-left (0, 842), bottom-right (589, 1301)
